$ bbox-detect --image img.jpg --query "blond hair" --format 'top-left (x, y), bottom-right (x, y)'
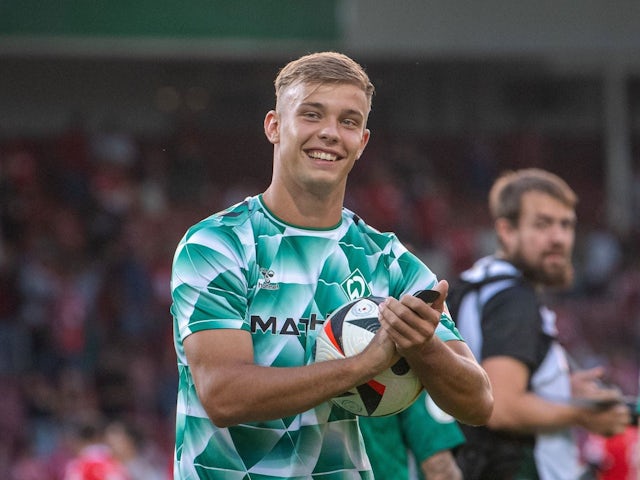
top-left (274, 52), bottom-right (374, 111)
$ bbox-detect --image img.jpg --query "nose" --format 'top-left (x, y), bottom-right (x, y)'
top-left (318, 120), bottom-right (339, 142)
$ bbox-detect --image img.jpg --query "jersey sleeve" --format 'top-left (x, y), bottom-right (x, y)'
top-left (171, 226), bottom-right (250, 341)
top-left (481, 284), bottom-right (542, 371)
top-left (436, 310), bottom-right (463, 342)
top-left (387, 242), bottom-right (464, 343)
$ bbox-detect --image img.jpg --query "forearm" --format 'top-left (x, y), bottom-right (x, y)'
top-left (186, 324), bottom-right (398, 427)
top-left (407, 338), bottom-right (493, 426)
top-left (488, 391), bottom-right (581, 433)
top-left (196, 355), bottom-right (380, 427)
top-left (421, 450), bottom-right (463, 480)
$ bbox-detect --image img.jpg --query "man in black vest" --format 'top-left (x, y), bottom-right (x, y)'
top-left (450, 168), bottom-right (631, 479)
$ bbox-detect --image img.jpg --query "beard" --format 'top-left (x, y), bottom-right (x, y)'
top-left (509, 250), bottom-right (575, 289)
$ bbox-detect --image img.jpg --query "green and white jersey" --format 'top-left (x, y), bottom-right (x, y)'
top-left (170, 195), bottom-right (461, 480)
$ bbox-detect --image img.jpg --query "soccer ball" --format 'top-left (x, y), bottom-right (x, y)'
top-left (314, 296), bottom-right (423, 416)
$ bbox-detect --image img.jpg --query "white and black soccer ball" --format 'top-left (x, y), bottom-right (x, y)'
top-left (314, 296), bottom-right (423, 417)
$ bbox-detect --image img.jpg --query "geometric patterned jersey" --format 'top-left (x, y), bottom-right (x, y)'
top-left (170, 194), bottom-right (461, 479)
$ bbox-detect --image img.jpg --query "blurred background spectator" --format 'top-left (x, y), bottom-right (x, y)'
top-left (104, 419), bottom-right (167, 480)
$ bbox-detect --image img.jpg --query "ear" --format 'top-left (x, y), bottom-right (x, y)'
top-left (264, 110), bottom-right (280, 144)
top-left (495, 217), bottom-right (516, 250)
top-left (356, 128), bottom-right (371, 160)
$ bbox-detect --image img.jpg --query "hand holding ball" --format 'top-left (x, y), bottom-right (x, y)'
top-left (314, 296), bottom-right (423, 416)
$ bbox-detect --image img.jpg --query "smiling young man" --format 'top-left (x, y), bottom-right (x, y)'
top-left (451, 168), bottom-right (631, 480)
top-left (170, 52), bottom-right (492, 479)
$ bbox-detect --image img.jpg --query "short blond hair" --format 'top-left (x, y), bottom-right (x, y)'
top-left (274, 52), bottom-right (375, 111)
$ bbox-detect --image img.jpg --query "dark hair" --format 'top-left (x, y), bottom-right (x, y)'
top-left (274, 52), bottom-right (374, 111)
top-left (489, 168), bottom-right (577, 224)
top-left (68, 414), bottom-right (106, 442)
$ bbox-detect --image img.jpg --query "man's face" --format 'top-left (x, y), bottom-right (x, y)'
top-left (500, 191), bottom-right (576, 288)
top-left (265, 81), bottom-right (370, 196)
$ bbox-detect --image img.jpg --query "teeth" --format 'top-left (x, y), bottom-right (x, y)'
top-left (309, 151), bottom-right (337, 162)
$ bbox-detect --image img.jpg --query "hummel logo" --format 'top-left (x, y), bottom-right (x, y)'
top-left (258, 267), bottom-right (279, 290)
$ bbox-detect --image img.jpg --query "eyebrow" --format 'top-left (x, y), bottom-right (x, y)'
top-left (299, 102), bottom-right (365, 119)
top-left (534, 212), bottom-right (576, 224)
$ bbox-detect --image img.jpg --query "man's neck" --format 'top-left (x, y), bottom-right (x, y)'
top-left (262, 186), bottom-right (344, 228)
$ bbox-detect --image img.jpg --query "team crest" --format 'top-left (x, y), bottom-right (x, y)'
top-left (341, 269), bottom-right (371, 300)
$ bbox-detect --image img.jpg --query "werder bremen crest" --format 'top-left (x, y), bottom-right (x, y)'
top-left (341, 269), bottom-right (371, 300)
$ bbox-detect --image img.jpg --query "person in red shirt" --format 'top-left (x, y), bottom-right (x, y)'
top-left (63, 416), bottom-right (129, 480)
top-left (582, 426), bottom-right (638, 480)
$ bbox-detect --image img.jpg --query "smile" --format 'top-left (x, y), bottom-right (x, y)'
top-left (308, 150), bottom-right (338, 162)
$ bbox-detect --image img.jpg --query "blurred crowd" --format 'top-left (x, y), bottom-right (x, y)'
top-left (1, 117), bottom-right (639, 478)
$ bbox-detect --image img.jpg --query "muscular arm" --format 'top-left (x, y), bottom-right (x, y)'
top-left (484, 356), bottom-right (630, 435)
top-left (184, 326), bottom-right (397, 428)
top-left (378, 280), bottom-right (493, 426)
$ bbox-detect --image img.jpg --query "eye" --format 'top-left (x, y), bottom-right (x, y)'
top-left (302, 110), bottom-right (321, 120)
top-left (534, 218), bottom-right (552, 229)
top-left (341, 118), bottom-right (359, 128)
